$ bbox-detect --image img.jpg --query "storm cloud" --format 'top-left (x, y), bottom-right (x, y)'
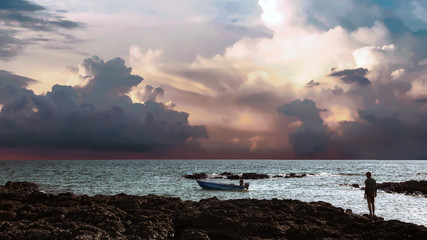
top-left (336, 103), bottom-right (427, 160)
top-left (330, 68), bottom-right (371, 86)
top-left (0, 56), bottom-right (207, 153)
top-left (0, 0), bottom-right (84, 59)
top-left (277, 99), bottom-right (330, 157)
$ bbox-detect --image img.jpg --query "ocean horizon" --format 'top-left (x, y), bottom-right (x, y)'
top-left (1, 159), bottom-right (426, 227)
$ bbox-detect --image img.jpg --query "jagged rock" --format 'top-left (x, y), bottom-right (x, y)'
top-left (1, 181), bottom-right (426, 240)
top-left (5, 181), bottom-right (39, 194)
top-left (284, 173), bottom-right (307, 178)
top-left (241, 173), bottom-right (269, 179)
top-left (183, 173), bottom-right (208, 179)
top-left (178, 228), bottom-right (210, 240)
top-left (273, 173), bottom-right (307, 178)
top-left (226, 175), bottom-right (240, 180)
top-left (377, 180), bottom-right (427, 197)
top-left (219, 172), bottom-right (233, 176)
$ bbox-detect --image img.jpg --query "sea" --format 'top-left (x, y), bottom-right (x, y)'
top-left (1, 159), bottom-right (426, 227)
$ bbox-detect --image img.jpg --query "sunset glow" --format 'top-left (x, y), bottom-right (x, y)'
top-left (1, 0), bottom-right (427, 159)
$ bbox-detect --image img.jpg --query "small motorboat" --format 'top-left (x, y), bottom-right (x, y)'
top-left (196, 180), bottom-right (249, 191)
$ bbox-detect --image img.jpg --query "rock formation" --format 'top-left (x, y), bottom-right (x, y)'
top-left (1, 181), bottom-right (426, 240)
top-left (377, 180), bottom-right (427, 197)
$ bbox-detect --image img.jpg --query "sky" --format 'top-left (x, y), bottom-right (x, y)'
top-left (1, 0), bottom-right (427, 160)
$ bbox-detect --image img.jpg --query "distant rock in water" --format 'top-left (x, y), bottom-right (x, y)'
top-left (285, 173), bottom-right (307, 178)
top-left (226, 175), bottom-right (240, 180)
top-left (183, 172), bottom-right (207, 179)
top-left (219, 172), bottom-right (233, 176)
top-left (184, 172), bottom-right (270, 180)
top-left (1, 181), bottom-right (427, 240)
top-left (341, 183), bottom-right (360, 189)
top-left (377, 180), bottom-right (427, 197)
top-left (273, 173), bottom-right (307, 178)
top-left (241, 173), bottom-right (269, 179)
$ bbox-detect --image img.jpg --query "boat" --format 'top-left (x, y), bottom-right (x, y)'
top-left (196, 180), bottom-right (249, 191)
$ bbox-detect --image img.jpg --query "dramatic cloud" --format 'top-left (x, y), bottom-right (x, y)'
top-left (337, 103), bottom-right (427, 159)
top-left (125, 0), bottom-right (427, 159)
top-left (330, 68), bottom-right (371, 85)
top-left (3, 0), bottom-right (427, 159)
top-left (0, 0), bottom-right (84, 60)
top-left (306, 80), bottom-right (320, 88)
top-left (277, 99), bottom-right (330, 157)
top-left (138, 85), bottom-right (164, 102)
top-left (0, 56), bottom-right (207, 154)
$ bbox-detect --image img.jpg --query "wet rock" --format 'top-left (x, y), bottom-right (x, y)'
top-left (273, 173), bottom-right (307, 178)
top-left (219, 172), bottom-right (233, 176)
top-left (241, 173), bottom-right (269, 179)
top-left (377, 180), bottom-right (427, 197)
top-left (284, 173), bottom-right (307, 178)
top-left (1, 181), bottom-right (427, 240)
top-left (226, 175), bottom-right (240, 180)
top-left (183, 173), bottom-right (208, 179)
top-left (341, 183), bottom-right (360, 189)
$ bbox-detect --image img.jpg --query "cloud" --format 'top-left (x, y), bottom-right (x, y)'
top-left (0, 0), bottom-right (84, 60)
top-left (306, 80), bottom-right (320, 88)
top-left (330, 68), bottom-right (371, 85)
top-left (0, 56), bottom-right (207, 154)
top-left (138, 85), bottom-right (164, 102)
top-left (0, 70), bottom-right (37, 105)
top-left (277, 99), bottom-right (330, 156)
top-left (337, 103), bottom-right (427, 159)
top-left (3, 0), bottom-right (426, 159)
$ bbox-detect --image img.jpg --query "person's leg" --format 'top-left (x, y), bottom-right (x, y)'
top-left (371, 195), bottom-right (375, 216)
top-left (367, 197), bottom-right (372, 215)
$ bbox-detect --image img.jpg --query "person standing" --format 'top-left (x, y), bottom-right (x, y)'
top-left (364, 171), bottom-right (377, 216)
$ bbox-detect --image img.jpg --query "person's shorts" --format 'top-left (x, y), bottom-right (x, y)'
top-left (367, 192), bottom-right (375, 203)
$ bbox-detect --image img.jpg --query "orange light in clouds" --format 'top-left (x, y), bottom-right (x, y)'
top-left (324, 106), bottom-right (354, 129)
top-left (233, 112), bottom-right (270, 131)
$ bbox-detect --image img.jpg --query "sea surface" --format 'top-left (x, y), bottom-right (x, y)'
top-left (1, 159), bottom-right (426, 226)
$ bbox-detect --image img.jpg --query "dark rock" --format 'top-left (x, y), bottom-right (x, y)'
top-left (226, 175), bottom-right (240, 180)
top-left (284, 173), bottom-right (307, 178)
top-left (0, 210), bottom-right (17, 220)
top-left (241, 173), bottom-right (269, 179)
top-left (377, 180), bottom-right (427, 197)
top-left (178, 228), bottom-right (210, 240)
top-left (219, 172), bottom-right (233, 176)
top-left (5, 181), bottom-right (39, 194)
top-left (1, 181), bottom-right (427, 240)
top-left (183, 173), bottom-right (208, 179)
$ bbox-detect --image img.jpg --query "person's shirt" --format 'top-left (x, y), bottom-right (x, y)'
top-left (364, 178), bottom-right (377, 193)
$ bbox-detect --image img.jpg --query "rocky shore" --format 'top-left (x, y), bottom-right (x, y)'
top-left (1, 181), bottom-right (427, 240)
top-left (349, 180), bottom-right (427, 198)
top-left (377, 180), bottom-right (427, 197)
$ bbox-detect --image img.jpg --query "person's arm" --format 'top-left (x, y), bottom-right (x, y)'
top-left (364, 180), bottom-right (367, 197)
top-left (375, 181), bottom-right (377, 197)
